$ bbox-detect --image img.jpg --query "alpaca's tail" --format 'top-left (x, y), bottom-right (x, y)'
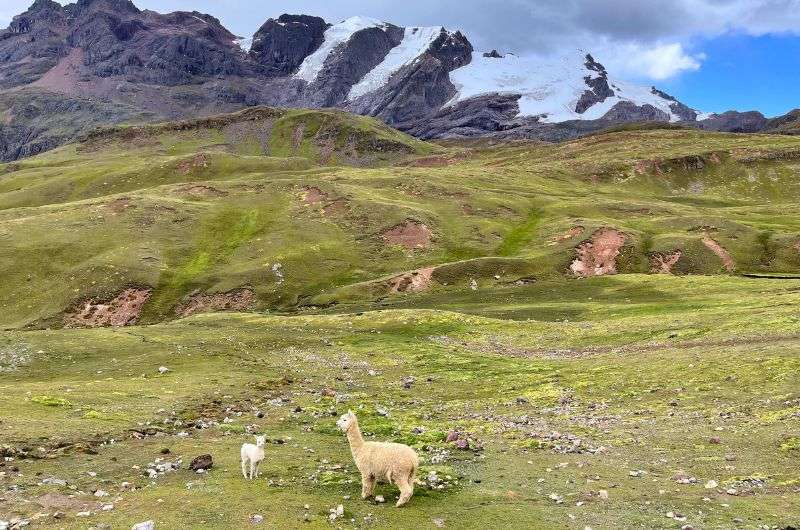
top-left (409, 455), bottom-right (419, 484)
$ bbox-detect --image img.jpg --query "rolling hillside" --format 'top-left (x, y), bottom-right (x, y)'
top-left (1, 110), bottom-right (799, 529)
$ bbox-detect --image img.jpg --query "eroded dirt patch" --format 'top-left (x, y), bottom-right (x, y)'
top-left (176, 289), bottom-right (255, 317)
top-left (388, 267), bottom-right (435, 294)
top-left (64, 288), bottom-right (152, 328)
top-left (177, 153), bottom-right (209, 175)
top-left (382, 220), bottom-right (433, 250)
top-left (650, 250), bottom-right (683, 274)
top-left (570, 228), bottom-right (626, 277)
top-left (702, 236), bottom-right (736, 272)
top-left (302, 187), bottom-right (328, 205)
top-left (549, 226), bottom-right (585, 246)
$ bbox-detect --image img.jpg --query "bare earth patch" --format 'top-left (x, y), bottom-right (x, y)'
top-left (702, 236), bottom-right (736, 272)
top-left (302, 187), bottom-right (328, 205)
top-left (176, 289), bottom-right (255, 317)
top-left (388, 267), bottom-right (436, 294)
top-left (651, 250), bottom-right (683, 274)
top-left (105, 197), bottom-right (135, 214)
top-left (177, 153), bottom-right (209, 175)
top-left (64, 288), bottom-right (152, 328)
top-left (570, 228), bottom-right (626, 277)
top-left (382, 220), bottom-right (433, 250)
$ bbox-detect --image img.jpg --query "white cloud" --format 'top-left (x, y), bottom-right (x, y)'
top-left (628, 43), bottom-right (705, 80)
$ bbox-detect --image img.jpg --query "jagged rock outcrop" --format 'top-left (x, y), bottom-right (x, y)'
top-left (575, 54), bottom-right (615, 114)
top-left (602, 101), bottom-right (670, 122)
top-left (250, 14), bottom-right (329, 76)
top-left (697, 111), bottom-right (770, 133)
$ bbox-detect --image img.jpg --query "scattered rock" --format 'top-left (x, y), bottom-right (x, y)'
top-left (250, 514), bottom-right (264, 525)
top-left (132, 522), bottom-right (155, 530)
top-left (705, 480), bottom-right (719, 489)
top-left (375, 495), bottom-right (385, 504)
top-left (189, 454), bottom-right (213, 472)
top-left (158, 366), bottom-right (169, 375)
top-left (176, 289), bottom-right (255, 317)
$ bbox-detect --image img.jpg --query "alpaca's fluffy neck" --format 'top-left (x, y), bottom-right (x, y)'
top-left (345, 418), bottom-right (365, 454)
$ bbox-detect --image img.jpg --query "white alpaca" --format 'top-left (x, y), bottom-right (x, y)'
top-left (337, 410), bottom-right (419, 507)
top-left (240, 435), bottom-right (266, 480)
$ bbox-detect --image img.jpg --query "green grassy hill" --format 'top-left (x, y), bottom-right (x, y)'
top-left (3, 111), bottom-right (800, 329)
top-left (1, 109), bottom-right (799, 529)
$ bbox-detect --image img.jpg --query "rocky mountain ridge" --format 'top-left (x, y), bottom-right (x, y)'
top-left (0, 0), bottom-right (796, 161)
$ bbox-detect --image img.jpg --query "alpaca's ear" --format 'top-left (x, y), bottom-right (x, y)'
top-left (347, 409), bottom-right (354, 416)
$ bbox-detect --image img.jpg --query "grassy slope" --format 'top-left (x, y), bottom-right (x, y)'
top-left (1, 277), bottom-right (799, 528)
top-left (0, 114), bottom-right (799, 528)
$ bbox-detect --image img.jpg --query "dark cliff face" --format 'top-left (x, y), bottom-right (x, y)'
top-left (250, 15), bottom-right (329, 77)
top-left (575, 54), bottom-right (615, 114)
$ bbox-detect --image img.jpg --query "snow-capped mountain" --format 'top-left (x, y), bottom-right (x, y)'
top-left (0, 1), bottom-right (776, 160)
top-left (448, 51), bottom-right (695, 123)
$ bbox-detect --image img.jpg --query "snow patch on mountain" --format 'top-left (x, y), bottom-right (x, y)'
top-left (348, 25), bottom-right (443, 100)
top-left (448, 51), bottom-right (685, 122)
top-left (295, 16), bottom-right (385, 83)
top-left (234, 37), bottom-right (253, 53)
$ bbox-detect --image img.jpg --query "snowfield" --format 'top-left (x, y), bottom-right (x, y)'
top-left (448, 51), bottom-right (686, 122)
top-left (348, 26), bottom-right (443, 100)
top-left (294, 16), bottom-right (385, 83)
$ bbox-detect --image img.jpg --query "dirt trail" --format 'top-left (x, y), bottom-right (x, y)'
top-left (570, 228), bottom-right (626, 277)
top-left (702, 236), bottom-right (735, 271)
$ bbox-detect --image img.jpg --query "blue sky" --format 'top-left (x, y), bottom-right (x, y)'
top-left (658, 34), bottom-right (800, 116)
top-left (2, 0), bottom-right (799, 117)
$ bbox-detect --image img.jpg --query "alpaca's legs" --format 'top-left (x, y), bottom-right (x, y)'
top-left (254, 461), bottom-right (260, 478)
top-left (361, 474), bottom-right (376, 500)
top-left (249, 461), bottom-right (256, 480)
top-left (241, 458), bottom-right (248, 479)
top-left (395, 476), bottom-right (414, 507)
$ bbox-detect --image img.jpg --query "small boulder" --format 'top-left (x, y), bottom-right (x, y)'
top-left (189, 454), bottom-right (213, 472)
top-left (132, 522), bottom-right (155, 530)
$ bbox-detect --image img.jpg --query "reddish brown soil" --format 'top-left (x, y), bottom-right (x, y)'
top-left (302, 187), bottom-right (328, 205)
top-left (388, 267), bottom-right (435, 294)
top-left (292, 124), bottom-right (305, 151)
top-left (177, 153), bottom-right (208, 175)
top-left (31, 48), bottom-right (84, 94)
top-left (650, 250), bottom-right (683, 274)
top-left (382, 220), bottom-right (433, 249)
top-left (702, 236), bottom-right (736, 272)
top-left (64, 288), bottom-right (152, 328)
top-left (176, 289), bottom-right (255, 317)
top-left (570, 228), bottom-right (626, 277)
top-left (549, 226), bottom-right (585, 246)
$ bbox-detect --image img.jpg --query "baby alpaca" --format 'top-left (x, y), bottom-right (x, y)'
top-left (337, 410), bottom-right (419, 507)
top-left (240, 435), bottom-right (266, 480)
